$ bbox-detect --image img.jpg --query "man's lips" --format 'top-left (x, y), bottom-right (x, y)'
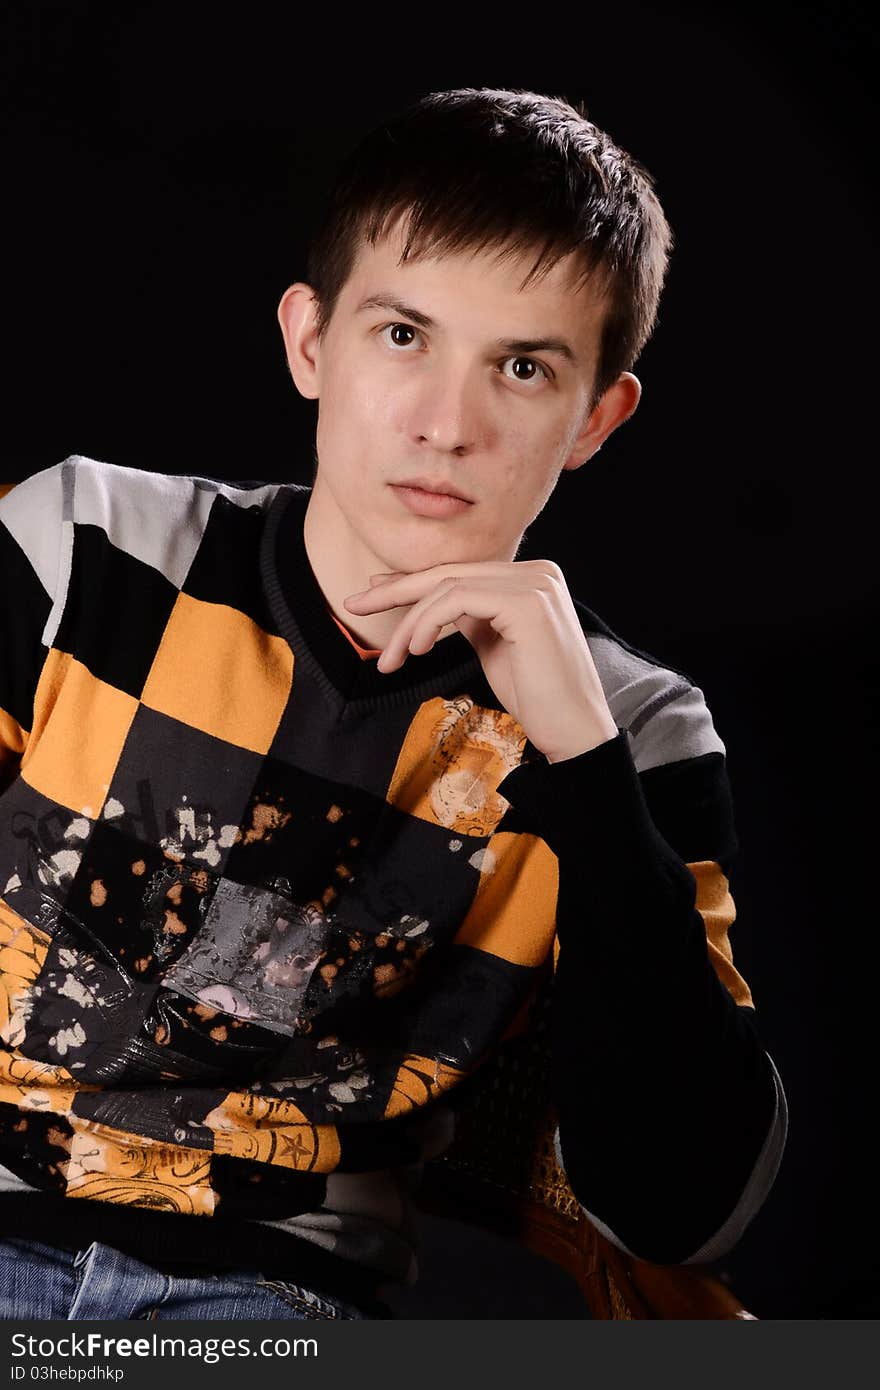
top-left (390, 484), bottom-right (474, 517)
top-left (393, 478), bottom-right (473, 502)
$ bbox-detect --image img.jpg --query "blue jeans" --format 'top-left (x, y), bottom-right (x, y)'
top-left (0, 1237), bottom-right (371, 1320)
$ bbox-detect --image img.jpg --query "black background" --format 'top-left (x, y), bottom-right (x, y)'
top-left (1, 2), bottom-right (876, 1318)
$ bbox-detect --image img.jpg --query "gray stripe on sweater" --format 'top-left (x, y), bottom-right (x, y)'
top-left (0, 1162), bottom-right (36, 1194)
top-left (584, 632), bottom-right (726, 772)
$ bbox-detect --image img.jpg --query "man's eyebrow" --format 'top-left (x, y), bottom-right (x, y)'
top-left (355, 293), bottom-right (580, 366)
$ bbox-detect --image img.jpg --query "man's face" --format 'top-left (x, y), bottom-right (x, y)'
top-left (283, 214), bottom-right (615, 574)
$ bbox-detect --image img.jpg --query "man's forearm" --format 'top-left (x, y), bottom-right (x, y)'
top-left (496, 726), bottom-right (785, 1265)
top-left (550, 876), bottom-right (780, 1264)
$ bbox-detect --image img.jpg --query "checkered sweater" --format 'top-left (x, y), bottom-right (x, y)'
top-left (0, 455), bottom-right (786, 1287)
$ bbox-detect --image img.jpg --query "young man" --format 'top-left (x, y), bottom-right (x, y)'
top-left (0, 87), bottom-right (786, 1319)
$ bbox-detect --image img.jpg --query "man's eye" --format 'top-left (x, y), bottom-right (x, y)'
top-left (380, 322), bottom-right (422, 349)
top-left (379, 323), bottom-right (549, 384)
top-left (500, 357), bottom-right (549, 385)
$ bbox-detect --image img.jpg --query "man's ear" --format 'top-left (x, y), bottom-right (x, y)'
top-left (277, 283), bottom-right (323, 401)
top-left (563, 372), bottom-right (642, 472)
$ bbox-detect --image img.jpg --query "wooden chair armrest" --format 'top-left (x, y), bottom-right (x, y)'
top-left (417, 1158), bottom-right (755, 1319)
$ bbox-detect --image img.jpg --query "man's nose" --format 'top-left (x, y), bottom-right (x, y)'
top-left (410, 366), bottom-right (486, 454)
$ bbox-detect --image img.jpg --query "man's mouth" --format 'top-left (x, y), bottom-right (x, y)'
top-left (389, 483), bottom-right (474, 517)
top-left (393, 477), bottom-right (473, 503)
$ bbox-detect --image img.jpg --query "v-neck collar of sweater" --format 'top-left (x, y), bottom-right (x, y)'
top-left (260, 483), bottom-right (482, 712)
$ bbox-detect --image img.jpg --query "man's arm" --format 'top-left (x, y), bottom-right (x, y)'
top-left (344, 557), bottom-right (787, 1262)
top-left (0, 464), bottom-right (66, 791)
top-left (495, 715), bottom-right (787, 1267)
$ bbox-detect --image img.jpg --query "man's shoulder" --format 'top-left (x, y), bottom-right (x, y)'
top-left (2, 454), bottom-right (287, 517)
top-left (570, 595), bottom-right (726, 772)
top-left (1, 455), bottom-right (292, 614)
top-left (63, 453), bottom-right (284, 515)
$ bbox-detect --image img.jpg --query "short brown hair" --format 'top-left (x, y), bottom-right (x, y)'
top-left (304, 87), bottom-right (674, 414)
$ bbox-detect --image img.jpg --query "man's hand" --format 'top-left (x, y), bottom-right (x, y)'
top-left (344, 560), bottom-right (619, 764)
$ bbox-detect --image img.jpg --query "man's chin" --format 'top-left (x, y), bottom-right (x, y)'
top-left (376, 542), bottom-right (480, 573)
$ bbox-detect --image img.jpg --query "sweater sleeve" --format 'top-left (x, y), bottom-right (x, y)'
top-left (0, 463), bottom-right (68, 791)
top-left (494, 699), bottom-right (787, 1266)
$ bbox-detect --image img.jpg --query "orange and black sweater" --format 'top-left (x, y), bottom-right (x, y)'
top-left (0, 456), bottom-right (787, 1296)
